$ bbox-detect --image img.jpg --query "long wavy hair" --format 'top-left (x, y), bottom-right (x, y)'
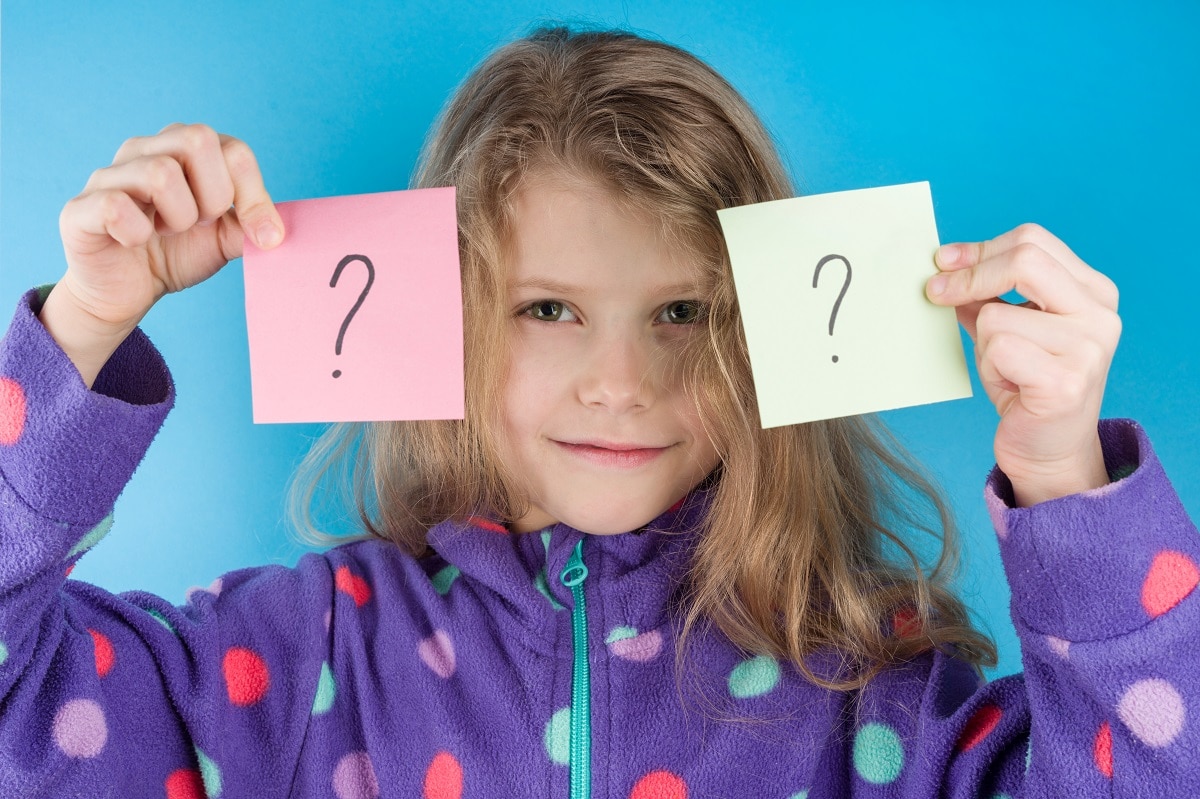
top-left (288, 25), bottom-right (997, 690)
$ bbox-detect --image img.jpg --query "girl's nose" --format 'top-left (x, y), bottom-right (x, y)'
top-left (577, 331), bottom-right (654, 414)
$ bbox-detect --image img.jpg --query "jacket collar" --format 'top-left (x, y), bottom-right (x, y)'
top-left (424, 488), bottom-right (711, 632)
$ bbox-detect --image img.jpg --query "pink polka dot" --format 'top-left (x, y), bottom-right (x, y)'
top-left (609, 629), bottom-right (663, 663)
top-left (1093, 721), bottom-right (1113, 779)
top-left (333, 751), bottom-right (380, 799)
top-left (1141, 551), bottom-right (1199, 618)
top-left (52, 699), bottom-right (107, 758)
top-left (424, 751), bottom-right (463, 799)
top-left (629, 770), bottom-right (688, 799)
top-left (1117, 678), bottom-right (1185, 748)
top-left (417, 630), bottom-right (456, 679)
top-left (88, 629), bottom-right (115, 677)
top-left (335, 566), bottom-right (372, 607)
top-left (1045, 635), bottom-right (1070, 659)
top-left (165, 768), bottom-right (206, 799)
top-left (0, 377), bottom-right (27, 446)
top-left (956, 704), bottom-right (1002, 753)
top-left (223, 647), bottom-right (270, 706)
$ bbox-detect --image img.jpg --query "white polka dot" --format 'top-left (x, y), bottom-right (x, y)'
top-left (1045, 635), bottom-right (1070, 659)
top-left (1118, 678), bottom-right (1185, 748)
top-left (53, 699), bottom-right (107, 758)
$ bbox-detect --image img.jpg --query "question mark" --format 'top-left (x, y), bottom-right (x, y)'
top-left (812, 254), bottom-right (852, 363)
top-left (329, 254), bottom-right (375, 378)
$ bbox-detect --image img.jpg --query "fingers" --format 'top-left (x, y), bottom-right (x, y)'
top-left (928, 223), bottom-right (1118, 313)
top-left (92, 123), bottom-right (283, 249)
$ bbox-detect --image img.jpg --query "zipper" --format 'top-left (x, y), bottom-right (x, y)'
top-left (560, 540), bottom-right (591, 799)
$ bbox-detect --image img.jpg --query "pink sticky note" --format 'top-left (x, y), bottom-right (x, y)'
top-left (242, 187), bottom-right (463, 423)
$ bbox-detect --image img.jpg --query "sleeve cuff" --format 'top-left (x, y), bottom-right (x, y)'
top-left (0, 287), bottom-right (175, 523)
top-left (986, 418), bottom-right (1200, 641)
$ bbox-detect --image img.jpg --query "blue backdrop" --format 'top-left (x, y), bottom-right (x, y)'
top-left (3, 1), bottom-right (1197, 677)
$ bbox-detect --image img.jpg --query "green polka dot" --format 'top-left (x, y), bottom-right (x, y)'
top-left (196, 747), bottom-right (223, 797)
top-left (853, 722), bottom-right (904, 785)
top-left (147, 609), bottom-right (176, 635)
top-left (1110, 463), bottom-right (1136, 481)
top-left (728, 655), bottom-right (780, 698)
top-left (606, 626), bottom-right (639, 644)
top-left (0, 641), bottom-right (7, 666)
top-left (312, 662), bottom-right (336, 715)
top-left (541, 531), bottom-right (552, 553)
top-left (431, 565), bottom-right (460, 595)
top-left (990, 794), bottom-right (1013, 799)
top-left (1025, 737), bottom-right (1032, 772)
top-left (787, 792), bottom-right (809, 799)
top-left (67, 513), bottom-right (114, 558)
top-left (544, 707), bottom-right (571, 765)
top-left (535, 570), bottom-right (565, 610)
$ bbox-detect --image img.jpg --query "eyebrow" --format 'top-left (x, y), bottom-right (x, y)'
top-left (509, 278), bottom-right (707, 296)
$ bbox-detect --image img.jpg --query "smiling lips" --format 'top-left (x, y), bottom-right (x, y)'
top-left (554, 440), bottom-right (671, 468)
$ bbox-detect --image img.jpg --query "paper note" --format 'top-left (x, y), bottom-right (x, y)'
top-left (717, 182), bottom-right (971, 428)
top-left (243, 187), bottom-right (463, 423)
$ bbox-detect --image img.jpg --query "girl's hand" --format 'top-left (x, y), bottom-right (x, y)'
top-left (41, 123), bottom-right (284, 386)
top-left (925, 223), bottom-right (1121, 507)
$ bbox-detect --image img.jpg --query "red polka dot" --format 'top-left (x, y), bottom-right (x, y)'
top-left (423, 751), bottom-right (463, 799)
top-left (956, 704), bottom-right (1002, 752)
top-left (466, 516), bottom-right (508, 534)
top-left (0, 377), bottom-right (27, 446)
top-left (1093, 721), bottom-right (1113, 779)
top-left (89, 629), bottom-right (115, 678)
top-left (64, 563), bottom-right (76, 578)
top-left (223, 647), bottom-right (270, 706)
top-left (892, 607), bottom-right (922, 638)
top-left (629, 770), bottom-right (688, 799)
top-left (1141, 550), bottom-right (1199, 618)
top-left (335, 566), bottom-right (372, 608)
top-left (165, 768), bottom-right (206, 799)
top-left (666, 496), bottom-right (686, 514)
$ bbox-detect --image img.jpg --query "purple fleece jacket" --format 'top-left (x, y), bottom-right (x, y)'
top-left (0, 285), bottom-right (1197, 799)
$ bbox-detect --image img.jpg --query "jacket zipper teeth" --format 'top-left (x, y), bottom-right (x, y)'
top-left (560, 540), bottom-right (591, 799)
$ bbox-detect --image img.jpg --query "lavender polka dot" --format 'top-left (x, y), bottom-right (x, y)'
top-left (417, 630), bottom-right (456, 679)
top-left (325, 609), bottom-right (333, 632)
top-left (186, 577), bottom-right (223, 604)
top-left (53, 699), bottom-right (107, 758)
top-left (333, 751), bottom-right (379, 799)
top-left (1117, 678), bottom-right (1185, 748)
top-left (1045, 635), bottom-right (1070, 659)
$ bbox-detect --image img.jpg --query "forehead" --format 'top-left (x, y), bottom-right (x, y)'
top-left (505, 171), bottom-right (708, 294)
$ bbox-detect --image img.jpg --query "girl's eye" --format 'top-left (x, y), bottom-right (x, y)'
top-left (524, 301), bottom-right (577, 322)
top-left (658, 301), bottom-right (703, 325)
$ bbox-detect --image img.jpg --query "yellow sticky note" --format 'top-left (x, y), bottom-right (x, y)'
top-left (718, 181), bottom-right (971, 428)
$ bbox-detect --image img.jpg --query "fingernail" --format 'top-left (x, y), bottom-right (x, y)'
top-left (256, 221), bottom-right (281, 248)
top-left (936, 244), bottom-right (960, 267)
top-left (927, 275), bottom-right (948, 298)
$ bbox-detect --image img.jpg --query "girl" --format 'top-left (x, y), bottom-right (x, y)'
top-left (2, 25), bottom-right (1196, 799)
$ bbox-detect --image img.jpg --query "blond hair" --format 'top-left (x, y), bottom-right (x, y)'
top-left (289, 25), bottom-right (997, 690)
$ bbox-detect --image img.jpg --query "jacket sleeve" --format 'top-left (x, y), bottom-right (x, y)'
top-left (845, 418), bottom-right (1200, 798)
top-left (0, 287), bottom-right (334, 798)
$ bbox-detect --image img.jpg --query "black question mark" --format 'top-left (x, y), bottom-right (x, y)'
top-left (329, 254), bottom-right (375, 378)
top-left (812, 254), bottom-right (852, 363)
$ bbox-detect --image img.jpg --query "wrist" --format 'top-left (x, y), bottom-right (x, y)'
top-left (37, 284), bottom-right (142, 389)
top-left (1007, 438), bottom-right (1110, 507)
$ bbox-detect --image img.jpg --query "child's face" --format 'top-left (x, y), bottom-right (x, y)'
top-left (501, 172), bottom-right (721, 535)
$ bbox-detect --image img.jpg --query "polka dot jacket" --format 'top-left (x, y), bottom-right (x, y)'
top-left (1, 286), bottom-right (1198, 798)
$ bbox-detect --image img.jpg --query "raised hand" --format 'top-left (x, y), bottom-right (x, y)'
top-left (926, 223), bottom-right (1122, 506)
top-left (41, 124), bottom-right (283, 387)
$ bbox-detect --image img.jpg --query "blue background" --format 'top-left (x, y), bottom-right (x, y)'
top-left (3, 2), bottom-right (1197, 677)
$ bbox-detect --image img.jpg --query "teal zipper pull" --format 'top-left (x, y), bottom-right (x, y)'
top-left (560, 540), bottom-right (591, 799)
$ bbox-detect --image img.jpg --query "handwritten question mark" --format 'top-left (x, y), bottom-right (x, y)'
top-left (812, 254), bottom-right (852, 363)
top-left (329, 254), bottom-right (375, 378)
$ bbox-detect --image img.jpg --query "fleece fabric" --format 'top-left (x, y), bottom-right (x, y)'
top-left (0, 285), bottom-right (1197, 799)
